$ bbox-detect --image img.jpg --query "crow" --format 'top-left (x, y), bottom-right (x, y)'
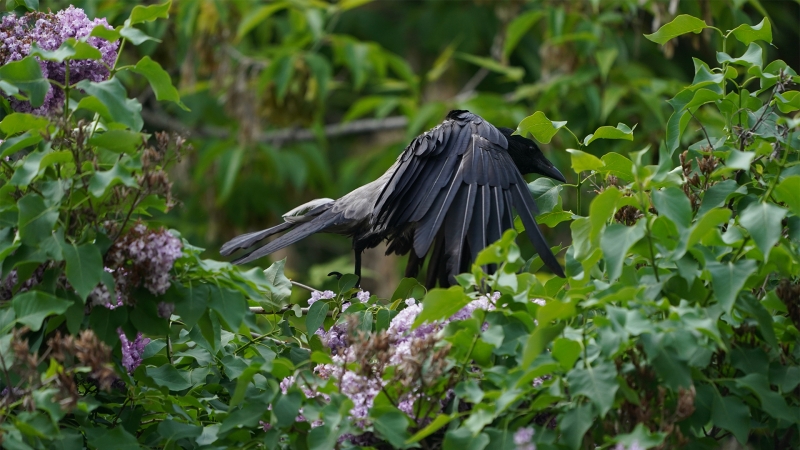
top-left (220, 109), bottom-right (566, 285)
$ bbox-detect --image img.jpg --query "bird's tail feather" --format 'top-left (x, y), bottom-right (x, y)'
top-left (231, 211), bottom-right (338, 265)
top-left (220, 222), bottom-right (294, 256)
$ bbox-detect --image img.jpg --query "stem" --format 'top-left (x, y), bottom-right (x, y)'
top-left (642, 209), bottom-right (660, 282)
top-left (111, 39), bottom-right (126, 74)
top-left (63, 60), bottom-right (70, 121)
top-left (576, 173), bottom-right (583, 216)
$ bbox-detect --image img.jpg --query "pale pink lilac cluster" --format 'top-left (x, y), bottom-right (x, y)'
top-left (286, 293), bottom-right (499, 429)
top-left (514, 426), bottom-right (536, 450)
top-left (356, 290), bottom-right (370, 303)
top-left (117, 328), bottom-right (149, 374)
top-left (106, 224), bottom-right (183, 299)
top-left (0, 6), bottom-right (119, 114)
top-left (307, 290), bottom-right (334, 305)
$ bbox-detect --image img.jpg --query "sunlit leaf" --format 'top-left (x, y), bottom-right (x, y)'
top-left (644, 14), bottom-right (708, 45)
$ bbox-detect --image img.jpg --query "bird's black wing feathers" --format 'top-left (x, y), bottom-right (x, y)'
top-left (377, 110), bottom-right (562, 283)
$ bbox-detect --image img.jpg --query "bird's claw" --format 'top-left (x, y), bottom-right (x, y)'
top-left (327, 271), bottom-right (343, 280)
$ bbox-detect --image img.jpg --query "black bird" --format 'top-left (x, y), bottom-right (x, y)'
top-left (220, 110), bottom-right (566, 285)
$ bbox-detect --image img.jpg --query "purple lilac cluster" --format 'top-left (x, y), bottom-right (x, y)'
top-left (117, 328), bottom-right (149, 374)
top-left (106, 224), bottom-right (183, 300)
top-left (0, 6), bottom-right (119, 115)
top-left (286, 293), bottom-right (500, 429)
top-left (308, 290), bottom-right (334, 305)
top-left (514, 427), bottom-right (536, 450)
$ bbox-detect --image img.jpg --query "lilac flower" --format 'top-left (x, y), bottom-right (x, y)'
top-left (157, 301), bottom-right (175, 318)
top-left (315, 322), bottom-right (348, 352)
top-left (0, 6), bottom-right (119, 115)
top-left (118, 328), bottom-right (149, 374)
top-left (107, 224), bottom-right (183, 298)
top-left (614, 442), bottom-right (645, 450)
top-left (405, 298), bottom-right (416, 306)
top-left (342, 302), bottom-right (351, 311)
top-left (259, 420), bottom-right (271, 432)
top-left (356, 290), bottom-right (370, 303)
top-left (308, 290), bottom-right (335, 305)
top-left (514, 426), bottom-right (536, 450)
top-left (531, 298), bottom-right (546, 306)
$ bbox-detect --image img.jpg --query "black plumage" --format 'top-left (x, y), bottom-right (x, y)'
top-left (220, 109), bottom-right (566, 286)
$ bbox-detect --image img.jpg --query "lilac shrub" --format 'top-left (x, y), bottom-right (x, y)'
top-left (281, 291), bottom-right (501, 433)
top-left (0, 6), bottom-right (118, 114)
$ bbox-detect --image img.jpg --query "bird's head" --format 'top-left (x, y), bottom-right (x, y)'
top-left (499, 127), bottom-right (566, 183)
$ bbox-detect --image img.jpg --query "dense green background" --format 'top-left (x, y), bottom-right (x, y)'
top-left (43, 0), bottom-right (800, 295)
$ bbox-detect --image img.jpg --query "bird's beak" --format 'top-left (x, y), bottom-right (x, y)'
top-left (538, 161), bottom-right (566, 183)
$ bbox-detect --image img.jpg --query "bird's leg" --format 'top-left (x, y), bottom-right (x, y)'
top-left (353, 248), bottom-right (362, 288)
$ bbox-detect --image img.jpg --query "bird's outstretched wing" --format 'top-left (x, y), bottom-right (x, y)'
top-left (376, 110), bottom-right (564, 282)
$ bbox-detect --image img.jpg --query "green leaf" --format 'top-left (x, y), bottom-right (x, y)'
top-left (156, 420), bottom-right (203, 442)
top-left (599, 153), bottom-right (635, 183)
top-left (88, 130), bottom-right (143, 154)
top-left (89, 24), bottom-right (121, 42)
top-left (413, 286), bottom-right (470, 328)
top-left (306, 301), bottom-right (329, 334)
top-left (0, 132), bottom-right (42, 158)
top-left (273, 391), bottom-right (302, 427)
top-left (371, 405), bottom-right (412, 448)
top-left (731, 18), bottom-right (772, 45)
top-left (776, 91), bottom-right (800, 113)
top-left (130, 56), bottom-right (189, 110)
top-left (553, 338), bottom-right (581, 371)
top-left (600, 221), bottom-right (646, 282)
top-left (615, 423), bottom-right (666, 449)
top-left (503, 10), bottom-right (544, 58)
top-left (559, 403), bottom-right (594, 450)
top-left (127, 1), bottom-right (171, 25)
top-left (537, 211), bottom-right (573, 228)
top-left (644, 14), bottom-right (708, 45)
top-left (145, 364), bottom-right (192, 391)
top-left (85, 427), bottom-right (140, 450)
top-left (739, 202), bottom-right (786, 260)
top-left (17, 193), bottom-right (58, 246)
top-left (0, 56), bottom-right (49, 107)
top-left (174, 283), bottom-right (209, 328)
top-left (590, 186), bottom-right (621, 242)
top-left (583, 123), bottom-right (635, 146)
top-left (774, 175), bottom-right (800, 217)
top-left (406, 414), bottom-right (454, 444)
top-left (717, 43), bottom-right (763, 69)
top-left (566, 149), bottom-right (604, 173)
top-left (522, 322), bottom-right (565, 366)
top-left (119, 26), bottom-right (159, 45)
top-left (13, 291), bottom-right (71, 332)
top-left (688, 208), bottom-right (731, 248)
top-left (62, 243), bottom-right (103, 301)
top-left (595, 47), bottom-right (618, 82)
top-left (236, 2), bottom-right (288, 40)
top-left (567, 363), bottom-right (619, 416)
top-left (455, 53), bottom-right (524, 81)
top-left (75, 78), bottom-right (143, 131)
top-left (707, 259), bottom-right (758, 313)
top-left (29, 39), bottom-right (101, 62)
top-left (652, 187), bottom-right (691, 230)
top-left (88, 161), bottom-right (138, 198)
top-left (516, 111), bottom-right (567, 144)
top-left (711, 393), bottom-right (750, 444)
top-left (263, 258), bottom-right (292, 306)
top-left (0, 113), bottom-right (50, 136)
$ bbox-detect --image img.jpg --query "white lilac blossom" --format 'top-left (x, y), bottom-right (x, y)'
top-left (614, 442), bottom-right (645, 450)
top-left (308, 290), bottom-right (335, 305)
top-left (514, 427), bottom-right (536, 450)
top-left (405, 298), bottom-right (416, 306)
top-left (118, 328), bottom-right (149, 374)
top-left (0, 6), bottom-right (119, 115)
top-left (356, 290), bottom-right (370, 303)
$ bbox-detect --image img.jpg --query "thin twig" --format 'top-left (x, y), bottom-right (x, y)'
top-left (290, 280), bottom-right (316, 292)
top-left (688, 109), bottom-right (714, 150)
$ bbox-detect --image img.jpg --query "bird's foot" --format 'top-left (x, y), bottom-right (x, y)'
top-left (327, 271), bottom-right (343, 280)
